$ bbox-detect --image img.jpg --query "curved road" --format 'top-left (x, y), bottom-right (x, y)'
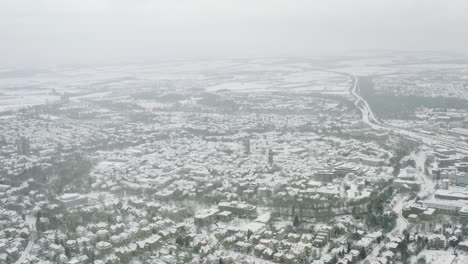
top-left (347, 75), bottom-right (465, 260)
top-left (350, 76), bottom-right (383, 129)
top-left (350, 76), bottom-right (468, 155)
top-left (15, 215), bottom-right (36, 264)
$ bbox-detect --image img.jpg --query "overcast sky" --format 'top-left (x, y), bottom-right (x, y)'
top-left (1, 0), bottom-right (468, 66)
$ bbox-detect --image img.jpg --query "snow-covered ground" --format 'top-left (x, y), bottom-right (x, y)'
top-left (411, 249), bottom-right (457, 264)
top-left (390, 194), bottom-right (409, 238)
top-left (0, 60), bottom-right (355, 113)
top-left (411, 151), bottom-right (435, 199)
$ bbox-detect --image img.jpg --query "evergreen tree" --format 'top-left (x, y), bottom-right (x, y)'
top-left (352, 207), bottom-right (358, 218)
top-left (90, 249), bottom-right (95, 264)
top-left (293, 214), bottom-right (300, 228)
top-left (247, 229), bottom-right (253, 240)
top-left (65, 246), bottom-right (71, 259)
top-left (417, 256), bottom-right (427, 264)
top-left (36, 211), bottom-right (42, 232)
top-left (268, 149), bottom-right (274, 165)
top-left (176, 236), bottom-right (184, 247)
top-left (359, 247), bottom-right (367, 259)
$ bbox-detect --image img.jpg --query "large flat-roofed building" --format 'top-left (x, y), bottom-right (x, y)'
top-left (194, 208), bottom-right (219, 226)
top-left (314, 185), bottom-right (341, 198)
top-left (435, 189), bottom-right (468, 200)
top-left (420, 199), bottom-right (466, 215)
top-left (313, 170), bottom-right (335, 182)
top-left (350, 155), bottom-right (385, 167)
top-left (333, 163), bottom-right (363, 177)
top-left (455, 163), bottom-right (468, 173)
top-left (402, 204), bottom-right (427, 218)
top-left (421, 208), bottom-right (436, 221)
top-left (218, 201), bottom-right (256, 218)
top-left (455, 174), bottom-right (468, 186)
top-left (459, 206), bottom-right (468, 223)
top-left (393, 179), bottom-right (421, 191)
top-left (439, 157), bottom-right (459, 168)
top-left (58, 193), bottom-right (88, 208)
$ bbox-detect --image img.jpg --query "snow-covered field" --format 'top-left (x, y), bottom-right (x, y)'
top-left (0, 93), bottom-right (60, 112)
top-left (0, 60), bottom-right (354, 112)
top-left (2, 55), bottom-right (465, 112)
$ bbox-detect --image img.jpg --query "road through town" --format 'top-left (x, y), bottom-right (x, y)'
top-left (15, 215), bottom-right (36, 264)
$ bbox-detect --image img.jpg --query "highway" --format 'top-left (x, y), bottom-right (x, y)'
top-left (347, 75), bottom-right (468, 260)
top-left (350, 76), bottom-right (468, 155)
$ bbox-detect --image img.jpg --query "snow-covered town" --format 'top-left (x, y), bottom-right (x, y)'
top-left (1, 54), bottom-right (468, 264)
top-left (2, 1), bottom-right (468, 264)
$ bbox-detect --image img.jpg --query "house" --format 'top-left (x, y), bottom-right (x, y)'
top-left (313, 237), bottom-right (326, 247)
top-left (235, 241), bottom-right (252, 253)
top-left (458, 240), bottom-right (468, 251)
top-left (354, 237), bottom-right (373, 253)
top-left (385, 241), bottom-right (399, 253)
top-left (429, 234), bottom-right (447, 249)
top-left (217, 211), bottom-right (232, 221)
top-left (283, 253), bottom-right (297, 264)
top-left (194, 209), bottom-right (219, 226)
top-left (263, 247), bottom-right (274, 260)
top-left (322, 254), bottom-right (336, 264)
top-left (273, 252), bottom-right (284, 263)
top-left (96, 241), bottom-right (112, 255)
top-left (254, 244), bottom-right (266, 257)
top-left (379, 251), bottom-right (393, 261)
top-left (287, 233), bottom-right (301, 243)
top-left (408, 214), bottom-right (419, 223)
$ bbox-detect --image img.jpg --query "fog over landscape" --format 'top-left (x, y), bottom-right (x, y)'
top-left (2, 1), bottom-right (468, 264)
top-left (1, 0), bottom-right (468, 65)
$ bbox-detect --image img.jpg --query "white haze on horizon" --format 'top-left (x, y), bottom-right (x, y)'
top-left (1, 0), bottom-right (468, 66)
